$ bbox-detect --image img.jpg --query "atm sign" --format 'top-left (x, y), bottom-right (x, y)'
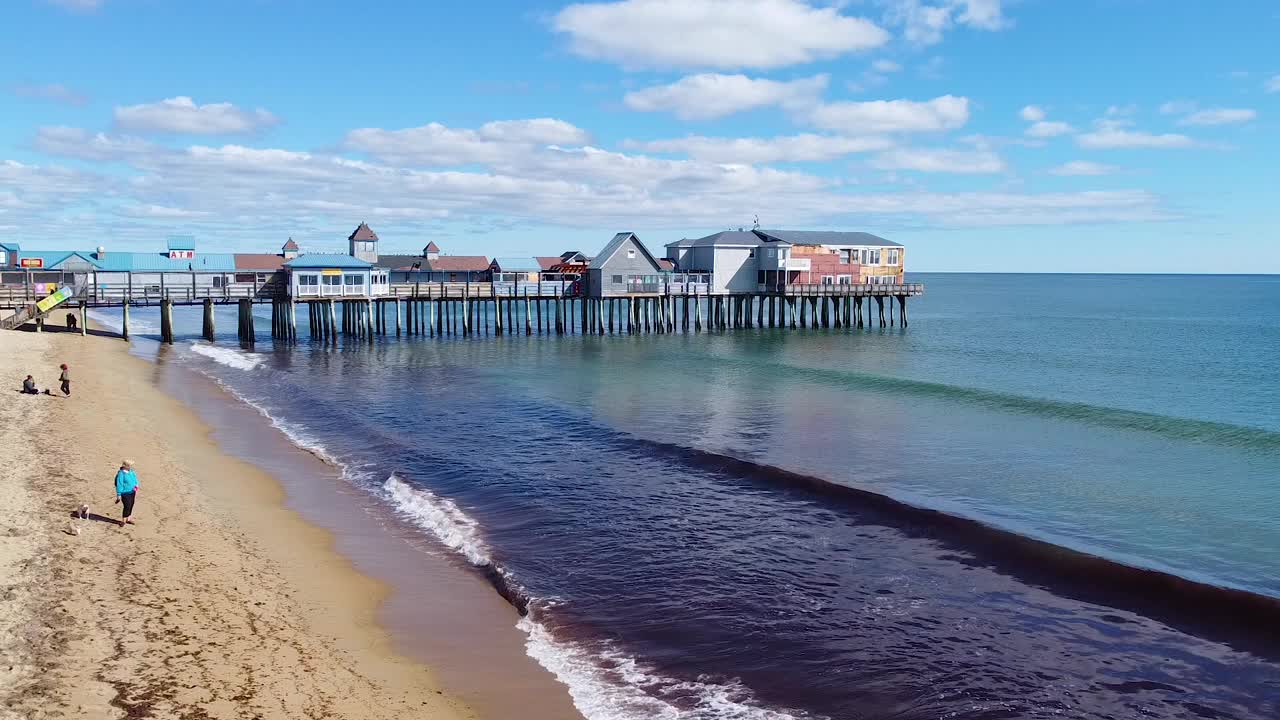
top-left (19, 258), bottom-right (44, 268)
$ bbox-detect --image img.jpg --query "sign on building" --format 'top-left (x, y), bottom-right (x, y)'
top-left (19, 258), bottom-right (44, 268)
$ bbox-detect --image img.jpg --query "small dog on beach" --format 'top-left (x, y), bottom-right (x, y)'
top-left (79, 503), bottom-right (89, 520)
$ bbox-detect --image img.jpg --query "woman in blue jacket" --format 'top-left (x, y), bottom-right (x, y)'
top-left (114, 460), bottom-right (139, 526)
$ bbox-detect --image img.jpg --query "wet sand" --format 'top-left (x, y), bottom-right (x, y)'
top-left (0, 328), bottom-right (579, 719)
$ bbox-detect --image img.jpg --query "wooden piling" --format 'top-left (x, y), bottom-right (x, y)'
top-left (121, 301), bottom-right (130, 341)
top-left (876, 296), bottom-right (886, 328)
top-left (203, 299), bottom-right (215, 341)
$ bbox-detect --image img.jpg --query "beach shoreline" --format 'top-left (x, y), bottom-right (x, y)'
top-left (0, 328), bottom-right (571, 719)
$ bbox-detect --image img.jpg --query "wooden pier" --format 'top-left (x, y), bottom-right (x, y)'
top-left (1, 281), bottom-right (924, 344)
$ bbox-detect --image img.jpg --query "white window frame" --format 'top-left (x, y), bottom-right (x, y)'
top-left (626, 248), bottom-right (636, 259)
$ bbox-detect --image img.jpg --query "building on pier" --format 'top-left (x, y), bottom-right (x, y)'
top-left (489, 257), bottom-right (542, 283)
top-left (584, 232), bottom-right (668, 297)
top-left (665, 229), bottom-right (904, 293)
top-left (285, 254), bottom-right (389, 298)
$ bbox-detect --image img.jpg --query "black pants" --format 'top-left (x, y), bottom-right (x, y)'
top-left (120, 491), bottom-right (136, 518)
top-left (61, 381), bottom-right (70, 396)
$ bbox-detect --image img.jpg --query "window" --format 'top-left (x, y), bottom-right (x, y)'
top-left (837, 275), bottom-right (852, 284)
top-left (626, 249), bottom-right (636, 259)
top-left (212, 276), bottom-right (224, 289)
top-left (344, 274), bottom-right (363, 286)
top-left (298, 274), bottom-right (319, 286)
top-left (840, 250), bottom-right (853, 264)
top-left (822, 275), bottom-right (835, 285)
top-left (322, 275), bottom-right (342, 286)
top-left (872, 249), bottom-right (881, 264)
top-left (748, 249), bottom-right (755, 258)
top-left (234, 273), bottom-right (255, 283)
top-left (611, 275), bottom-right (623, 284)
top-left (0, 250), bottom-right (6, 264)
top-left (767, 248), bottom-right (776, 258)
top-left (888, 249), bottom-right (900, 264)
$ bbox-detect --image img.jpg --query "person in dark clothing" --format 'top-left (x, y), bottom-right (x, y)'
top-left (58, 363), bottom-right (70, 396)
top-left (65, 312), bottom-right (77, 330)
top-left (21, 375), bottom-right (38, 394)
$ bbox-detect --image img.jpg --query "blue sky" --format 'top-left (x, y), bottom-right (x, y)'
top-left (1, 0), bottom-right (1277, 272)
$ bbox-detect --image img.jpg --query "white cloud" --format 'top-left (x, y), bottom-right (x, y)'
top-left (13, 83), bottom-right (88, 106)
top-left (1076, 128), bottom-right (1195, 149)
top-left (45, 0), bottom-right (103, 10)
top-left (623, 73), bottom-right (828, 120)
top-left (1019, 105), bottom-right (1045, 122)
top-left (1178, 108), bottom-right (1256, 126)
top-left (870, 147), bottom-right (1005, 173)
top-left (872, 59), bottom-right (903, 73)
top-left (953, 0), bottom-right (1007, 29)
top-left (1266, 75), bottom-right (1280, 93)
top-left (34, 126), bottom-right (156, 161)
top-left (1158, 100), bottom-right (1197, 115)
top-left (344, 119), bottom-right (591, 166)
top-left (882, 0), bottom-right (1010, 46)
top-left (553, 0), bottom-right (888, 70)
top-left (808, 95), bottom-right (969, 133)
top-left (9, 117), bottom-right (1173, 245)
top-left (625, 133), bottom-right (892, 163)
top-left (1025, 120), bottom-right (1075, 138)
top-left (114, 96), bottom-right (279, 135)
top-left (1049, 161), bottom-right (1118, 176)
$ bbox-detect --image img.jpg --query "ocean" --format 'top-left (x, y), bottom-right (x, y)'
top-left (95, 273), bottom-right (1280, 719)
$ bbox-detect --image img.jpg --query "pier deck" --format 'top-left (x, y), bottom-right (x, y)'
top-left (1, 280), bottom-right (923, 343)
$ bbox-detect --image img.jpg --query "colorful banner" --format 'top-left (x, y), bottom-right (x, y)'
top-left (321, 269), bottom-right (343, 275)
top-left (19, 257), bottom-right (44, 268)
top-left (35, 285), bottom-right (74, 313)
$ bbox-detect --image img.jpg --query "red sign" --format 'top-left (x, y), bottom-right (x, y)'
top-left (19, 257), bottom-right (44, 268)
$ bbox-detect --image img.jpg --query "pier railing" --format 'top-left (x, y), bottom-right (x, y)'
top-left (2, 279), bottom-right (925, 310)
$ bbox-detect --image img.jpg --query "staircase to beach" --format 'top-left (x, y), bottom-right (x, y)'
top-left (0, 280), bottom-right (86, 331)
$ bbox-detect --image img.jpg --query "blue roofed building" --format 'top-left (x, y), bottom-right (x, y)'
top-left (488, 257), bottom-right (543, 283)
top-left (284, 253), bottom-right (389, 298)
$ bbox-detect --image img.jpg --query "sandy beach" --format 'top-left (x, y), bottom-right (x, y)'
top-left (0, 329), bottom-right (478, 719)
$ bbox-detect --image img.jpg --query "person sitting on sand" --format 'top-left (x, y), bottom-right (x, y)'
top-left (58, 363), bottom-right (71, 397)
top-left (114, 460), bottom-right (139, 526)
top-left (21, 375), bottom-right (38, 394)
top-left (65, 312), bottom-right (77, 331)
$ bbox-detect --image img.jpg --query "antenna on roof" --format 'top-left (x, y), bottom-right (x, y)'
top-left (752, 214), bottom-right (760, 230)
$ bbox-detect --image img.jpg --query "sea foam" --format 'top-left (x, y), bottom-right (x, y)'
top-left (519, 611), bottom-right (814, 720)
top-left (382, 474), bottom-right (493, 567)
top-left (188, 342), bottom-right (264, 370)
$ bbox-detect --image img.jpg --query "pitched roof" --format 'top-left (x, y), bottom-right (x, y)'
top-left (424, 241), bottom-right (440, 252)
top-left (282, 238), bottom-right (299, 250)
top-left (348, 223), bottom-right (379, 242)
top-left (535, 256), bottom-right (563, 271)
top-left (424, 255), bottom-right (490, 272)
top-left (108, 253), bottom-right (236, 272)
top-left (657, 258), bottom-right (675, 271)
top-left (377, 254), bottom-right (428, 271)
top-left (665, 230), bottom-right (787, 248)
top-left (590, 232), bottom-right (662, 271)
top-left (490, 257), bottom-right (542, 272)
top-left (757, 229), bottom-right (901, 247)
top-left (166, 235), bottom-right (196, 251)
top-left (234, 254), bottom-right (286, 271)
top-left (285, 254), bottom-right (373, 269)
